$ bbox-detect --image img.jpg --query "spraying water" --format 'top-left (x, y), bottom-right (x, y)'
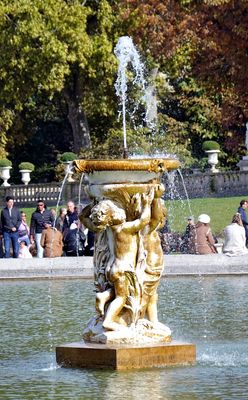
top-left (114, 36), bottom-right (157, 157)
top-left (177, 169), bottom-right (193, 218)
top-left (164, 170), bottom-right (193, 231)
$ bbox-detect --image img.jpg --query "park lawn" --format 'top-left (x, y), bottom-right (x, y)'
top-left (166, 196), bottom-right (246, 237)
top-left (21, 195), bottom-right (246, 238)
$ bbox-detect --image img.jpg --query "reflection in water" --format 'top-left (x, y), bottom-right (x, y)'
top-left (1, 277), bottom-right (248, 399)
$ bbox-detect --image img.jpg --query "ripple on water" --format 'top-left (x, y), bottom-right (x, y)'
top-left (1, 276), bottom-right (248, 399)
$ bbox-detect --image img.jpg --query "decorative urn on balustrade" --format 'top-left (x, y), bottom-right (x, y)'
top-left (202, 141), bottom-right (220, 173)
top-left (59, 152), bottom-right (77, 182)
top-left (19, 162), bottom-right (35, 185)
top-left (0, 158), bottom-right (12, 187)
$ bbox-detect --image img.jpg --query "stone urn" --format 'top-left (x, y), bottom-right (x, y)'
top-left (20, 169), bottom-right (32, 185)
top-left (205, 150), bottom-right (220, 173)
top-left (18, 162), bottom-right (34, 185)
top-left (0, 166), bottom-right (12, 186)
top-left (237, 155), bottom-right (248, 171)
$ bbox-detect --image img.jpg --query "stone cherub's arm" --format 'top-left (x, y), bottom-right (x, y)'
top-left (79, 203), bottom-right (103, 233)
top-left (149, 184), bottom-right (167, 232)
top-left (122, 188), bottom-right (154, 234)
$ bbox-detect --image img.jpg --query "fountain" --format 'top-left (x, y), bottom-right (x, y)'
top-left (56, 37), bottom-right (196, 369)
top-left (56, 158), bottom-right (196, 369)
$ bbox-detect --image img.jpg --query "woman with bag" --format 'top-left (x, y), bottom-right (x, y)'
top-left (18, 211), bottom-right (30, 246)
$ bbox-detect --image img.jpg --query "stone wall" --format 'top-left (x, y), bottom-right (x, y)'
top-left (163, 170), bottom-right (248, 200)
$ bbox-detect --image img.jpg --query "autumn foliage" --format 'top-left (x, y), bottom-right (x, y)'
top-left (0, 0), bottom-right (247, 180)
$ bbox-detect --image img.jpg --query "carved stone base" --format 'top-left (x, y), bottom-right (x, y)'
top-left (82, 316), bottom-right (172, 344)
top-left (56, 341), bottom-right (196, 370)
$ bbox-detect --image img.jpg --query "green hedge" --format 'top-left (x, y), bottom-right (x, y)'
top-left (202, 140), bottom-right (220, 151)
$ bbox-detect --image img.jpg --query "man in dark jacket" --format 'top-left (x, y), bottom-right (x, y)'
top-left (63, 222), bottom-right (85, 256)
top-left (238, 199), bottom-right (248, 246)
top-left (62, 200), bottom-right (78, 233)
top-left (30, 200), bottom-right (55, 258)
top-left (0, 196), bottom-right (21, 258)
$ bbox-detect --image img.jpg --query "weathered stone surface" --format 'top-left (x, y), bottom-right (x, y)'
top-left (82, 317), bottom-right (172, 344)
top-left (56, 340), bottom-right (196, 370)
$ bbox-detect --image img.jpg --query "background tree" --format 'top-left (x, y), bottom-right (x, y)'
top-left (190, 0), bottom-right (248, 162)
top-left (1, 0), bottom-right (247, 179)
top-left (116, 0), bottom-right (248, 167)
top-left (0, 0), bottom-right (117, 176)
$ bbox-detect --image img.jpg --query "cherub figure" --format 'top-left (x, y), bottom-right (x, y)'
top-left (140, 183), bottom-right (167, 325)
top-left (80, 189), bottom-right (154, 331)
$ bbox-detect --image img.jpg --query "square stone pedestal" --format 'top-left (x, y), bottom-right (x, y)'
top-left (56, 341), bottom-right (196, 370)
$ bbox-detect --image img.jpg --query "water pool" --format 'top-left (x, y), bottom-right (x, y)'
top-left (1, 276), bottom-right (248, 399)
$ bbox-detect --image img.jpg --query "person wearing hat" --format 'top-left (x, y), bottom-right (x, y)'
top-left (193, 214), bottom-right (217, 254)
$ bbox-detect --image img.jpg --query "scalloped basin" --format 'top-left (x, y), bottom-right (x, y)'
top-left (74, 158), bottom-right (180, 184)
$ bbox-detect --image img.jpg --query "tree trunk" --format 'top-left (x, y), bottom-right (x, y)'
top-left (66, 96), bottom-right (91, 153)
top-left (64, 73), bottom-right (91, 153)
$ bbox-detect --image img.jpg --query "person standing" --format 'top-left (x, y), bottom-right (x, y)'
top-left (62, 201), bottom-right (78, 233)
top-left (40, 224), bottom-right (63, 258)
top-left (237, 199), bottom-right (248, 246)
top-left (63, 221), bottom-right (86, 257)
top-left (30, 200), bottom-right (55, 258)
top-left (0, 196), bottom-right (21, 258)
top-left (18, 211), bottom-right (30, 246)
top-left (55, 207), bottom-right (67, 232)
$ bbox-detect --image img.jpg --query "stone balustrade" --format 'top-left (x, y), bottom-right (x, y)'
top-left (163, 170), bottom-right (248, 200)
top-left (0, 170), bottom-right (247, 207)
top-left (0, 182), bottom-right (87, 207)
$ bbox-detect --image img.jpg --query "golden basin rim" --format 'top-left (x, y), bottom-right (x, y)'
top-left (74, 159), bottom-right (180, 174)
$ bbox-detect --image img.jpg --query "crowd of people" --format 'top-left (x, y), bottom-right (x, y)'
top-left (0, 196), bottom-right (94, 259)
top-left (160, 199), bottom-right (248, 256)
top-left (1, 195), bottom-right (248, 259)
top-left (159, 214), bottom-right (218, 255)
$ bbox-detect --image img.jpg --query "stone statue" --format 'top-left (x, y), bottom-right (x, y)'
top-left (80, 190), bottom-right (153, 331)
top-left (80, 180), bottom-right (171, 343)
top-left (140, 184), bottom-right (167, 325)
